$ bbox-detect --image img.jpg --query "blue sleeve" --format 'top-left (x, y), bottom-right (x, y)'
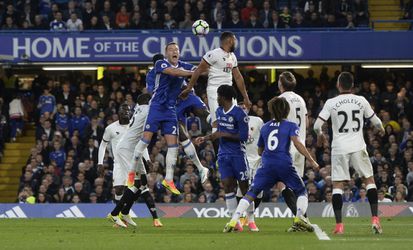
top-left (180, 61), bottom-right (196, 71)
top-left (155, 60), bottom-right (171, 73)
top-left (289, 122), bottom-right (300, 138)
top-left (237, 111), bottom-right (249, 142)
top-left (146, 70), bottom-right (155, 93)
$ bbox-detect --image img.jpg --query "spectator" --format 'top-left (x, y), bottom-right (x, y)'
top-left (224, 10), bottom-right (243, 29)
top-left (268, 10), bottom-right (284, 29)
top-left (188, 122), bottom-right (202, 138)
top-left (100, 15), bottom-right (113, 30)
top-left (21, 4), bottom-right (35, 27)
top-left (84, 117), bottom-right (104, 143)
top-left (337, 0), bottom-right (352, 22)
top-left (38, 87), bottom-right (56, 116)
top-left (32, 15), bottom-right (47, 30)
top-left (245, 12), bottom-right (263, 28)
top-left (179, 13), bottom-right (193, 30)
top-left (324, 14), bottom-right (337, 27)
top-left (130, 12), bottom-right (146, 29)
top-left (353, 0), bottom-right (368, 25)
top-left (66, 13), bottom-right (83, 31)
top-left (378, 189), bottom-right (392, 202)
top-left (210, 11), bottom-right (224, 30)
top-left (259, 0), bottom-right (273, 28)
top-left (116, 5), bottom-right (130, 29)
top-left (9, 94), bottom-right (25, 142)
top-left (63, 1), bottom-right (81, 21)
top-left (147, 12), bottom-right (163, 29)
top-left (344, 12), bottom-right (356, 29)
top-left (147, 0), bottom-right (161, 19)
top-left (2, 17), bottom-right (18, 30)
top-left (241, 0), bottom-right (257, 23)
top-left (49, 141), bottom-right (66, 171)
top-left (291, 12), bottom-right (307, 28)
top-left (55, 106), bottom-right (69, 133)
top-left (179, 163), bottom-right (198, 187)
top-left (69, 106), bottom-right (90, 139)
top-left (163, 13), bottom-right (176, 30)
top-left (279, 6), bottom-right (291, 28)
top-left (81, 138), bottom-right (98, 163)
top-left (73, 182), bottom-right (89, 202)
top-left (50, 11), bottom-right (66, 31)
top-left (82, 1), bottom-right (97, 29)
top-left (211, 1), bottom-right (225, 23)
top-left (36, 119), bottom-right (55, 141)
top-left (88, 16), bottom-right (100, 30)
top-left (100, 1), bottom-right (115, 22)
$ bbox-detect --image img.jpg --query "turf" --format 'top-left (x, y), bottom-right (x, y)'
top-left (1, 217), bottom-right (412, 250)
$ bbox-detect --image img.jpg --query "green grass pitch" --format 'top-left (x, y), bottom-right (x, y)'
top-left (1, 217), bottom-right (412, 250)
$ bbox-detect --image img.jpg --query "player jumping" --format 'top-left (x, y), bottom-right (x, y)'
top-left (196, 85), bottom-right (249, 232)
top-left (314, 72), bottom-right (384, 234)
top-left (180, 31), bottom-right (251, 132)
top-left (128, 42), bottom-right (194, 195)
top-left (223, 97), bottom-right (318, 233)
top-left (146, 54), bottom-right (210, 184)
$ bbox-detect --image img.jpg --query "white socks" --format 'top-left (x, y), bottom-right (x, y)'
top-left (165, 145), bottom-right (178, 181)
top-left (296, 195), bottom-right (309, 217)
top-left (247, 201), bottom-right (255, 222)
top-left (231, 198), bottom-right (251, 222)
top-left (131, 140), bottom-right (149, 172)
top-left (225, 192), bottom-right (238, 216)
top-left (181, 139), bottom-right (205, 172)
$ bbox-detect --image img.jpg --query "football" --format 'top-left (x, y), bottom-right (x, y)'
top-left (192, 19), bottom-right (209, 36)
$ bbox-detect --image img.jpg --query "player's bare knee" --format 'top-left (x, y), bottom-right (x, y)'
top-left (333, 181), bottom-right (345, 190)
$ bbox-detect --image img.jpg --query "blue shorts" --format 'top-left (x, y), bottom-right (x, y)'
top-left (176, 92), bottom-right (207, 123)
top-left (218, 154), bottom-right (249, 181)
top-left (247, 160), bottom-right (306, 198)
top-left (144, 104), bottom-right (178, 135)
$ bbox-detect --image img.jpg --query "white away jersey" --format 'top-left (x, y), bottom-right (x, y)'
top-left (117, 104), bottom-right (149, 150)
top-left (203, 48), bottom-right (238, 91)
top-left (246, 115), bottom-right (264, 167)
top-left (318, 94), bottom-right (375, 155)
top-left (279, 91), bottom-right (307, 145)
top-left (102, 121), bottom-right (129, 155)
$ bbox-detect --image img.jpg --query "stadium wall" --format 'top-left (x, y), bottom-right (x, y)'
top-left (1, 31), bottom-right (413, 63)
top-left (0, 203), bottom-right (412, 218)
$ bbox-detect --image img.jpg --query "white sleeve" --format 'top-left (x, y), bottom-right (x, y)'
top-left (370, 114), bottom-right (384, 129)
top-left (98, 140), bottom-right (108, 165)
top-left (318, 100), bottom-right (331, 121)
top-left (203, 50), bottom-right (217, 65)
top-left (313, 117), bottom-right (325, 135)
top-left (233, 53), bottom-right (238, 67)
top-left (362, 97), bottom-right (375, 119)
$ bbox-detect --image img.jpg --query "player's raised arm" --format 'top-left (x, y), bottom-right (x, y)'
top-left (180, 59), bottom-right (209, 99)
top-left (232, 67), bottom-right (251, 109)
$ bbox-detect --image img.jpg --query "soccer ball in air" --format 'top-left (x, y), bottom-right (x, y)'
top-left (192, 20), bottom-right (209, 36)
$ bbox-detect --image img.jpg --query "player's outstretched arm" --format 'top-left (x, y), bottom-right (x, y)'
top-left (163, 67), bottom-right (193, 78)
top-left (179, 59), bottom-right (209, 99)
top-left (368, 114), bottom-right (385, 135)
top-left (291, 136), bottom-right (319, 171)
top-left (232, 67), bottom-right (251, 109)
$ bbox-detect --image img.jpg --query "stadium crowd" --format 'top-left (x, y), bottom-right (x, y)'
top-left (0, 0), bottom-right (370, 31)
top-left (0, 65), bottom-right (412, 205)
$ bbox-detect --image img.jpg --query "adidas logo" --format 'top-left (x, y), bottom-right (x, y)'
top-left (56, 206), bottom-right (85, 218)
top-left (0, 206), bottom-right (27, 218)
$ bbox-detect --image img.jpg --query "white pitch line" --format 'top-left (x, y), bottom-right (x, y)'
top-left (312, 224), bottom-right (331, 241)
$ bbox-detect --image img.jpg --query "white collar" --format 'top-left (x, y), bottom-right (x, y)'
top-left (223, 104), bottom-right (236, 115)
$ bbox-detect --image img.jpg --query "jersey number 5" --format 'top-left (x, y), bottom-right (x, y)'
top-left (267, 129), bottom-right (279, 151)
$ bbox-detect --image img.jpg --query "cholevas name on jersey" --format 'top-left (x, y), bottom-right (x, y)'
top-left (331, 97), bottom-right (364, 111)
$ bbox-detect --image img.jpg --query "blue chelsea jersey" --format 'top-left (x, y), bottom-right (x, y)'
top-left (216, 105), bottom-right (249, 156)
top-left (150, 59), bottom-right (195, 107)
top-left (257, 119), bottom-right (300, 164)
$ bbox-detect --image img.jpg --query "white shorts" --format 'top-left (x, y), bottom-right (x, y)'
top-left (207, 88), bottom-right (237, 123)
top-left (291, 149), bottom-right (305, 177)
top-left (248, 158), bottom-right (261, 181)
top-left (331, 149), bottom-right (373, 181)
top-left (114, 148), bottom-right (150, 186)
